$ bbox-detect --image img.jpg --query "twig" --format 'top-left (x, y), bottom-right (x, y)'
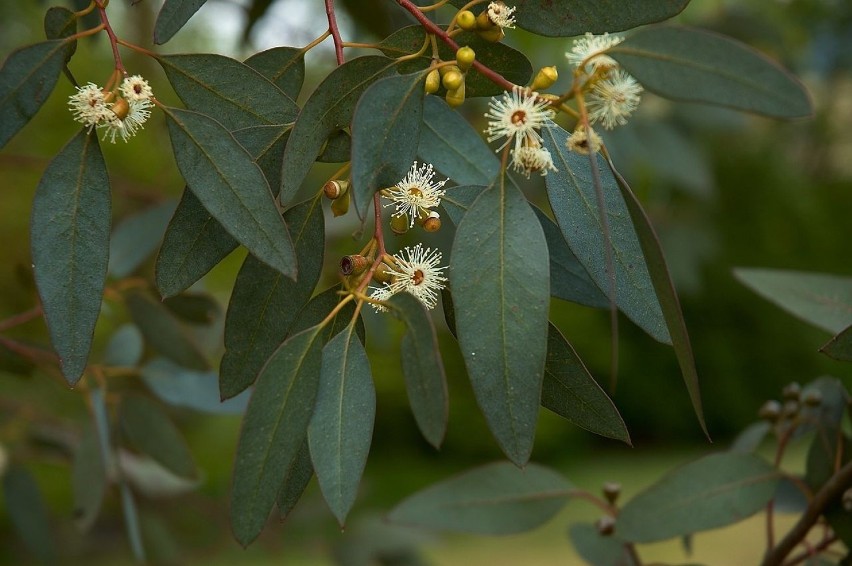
top-left (95, 0), bottom-right (126, 74)
top-left (324, 0), bottom-right (345, 65)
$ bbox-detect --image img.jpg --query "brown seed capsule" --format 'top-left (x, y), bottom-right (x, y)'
top-left (422, 211), bottom-right (441, 232)
top-left (602, 482), bottom-right (621, 504)
top-left (340, 255), bottom-right (369, 276)
top-left (758, 400), bottom-right (782, 422)
top-left (457, 10), bottom-right (477, 31)
top-left (802, 390), bottom-right (822, 407)
top-left (442, 70), bottom-right (464, 91)
top-left (323, 179), bottom-right (349, 199)
top-left (595, 516), bottom-right (616, 536)
top-left (782, 382), bottom-right (802, 401)
top-left (390, 214), bottom-right (410, 235)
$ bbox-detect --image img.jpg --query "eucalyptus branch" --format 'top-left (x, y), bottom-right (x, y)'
top-left (324, 0), bottom-right (345, 65)
top-left (95, 0), bottom-right (126, 74)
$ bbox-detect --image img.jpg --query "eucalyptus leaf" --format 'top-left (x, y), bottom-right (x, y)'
top-left (387, 462), bottom-right (572, 534)
top-left (3, 466), bottom-right (57, 564)
top-left (569, 523), bottom-right (635, 566)
top-left (277, 441), bottom-right (314, 520)
top-left (162, 292), bottom-right (221, 325)
top-left (450, 177), bottom-right (549, 466)
top-left (72, 426), bottom-right (107, 532)
top-left (351, 72), bottom-right (426, 218)
top-left (118, 450), bottom-right (199, 499)
top-left (611, 26), bottom-right (812, 118)
top-left (43, 6), bottom-right (77, 61)
top-left (729, 421), bottom-right (771, 454)
top-left (308, 325), bottom-right (375, 526)
top-left (120, 395), bottom-right (197, 479)
top-left (821, 325), bottom-right (852, 362)
top-left (617, 452), bottom-right (780, 542)
top-left (31, 130), bottom-right (110, 385)
top-left (119, 480), bottom-right (146, 562)
top-left (289, 285), bottom-right (366, 345)
top-left (164, 107), bottom-right (296, 278)
top-left (317, 129), bottom-right (351, 163)
top-left (387, 293), bottom-right (448, 449)
top-left (154, 0), bottom-right (207, 44)
top-left (0, 40), bottom-right (68, 149)
top-left (231, 326), bottom-right (324, 547)
top-left (109, 200), bottom-right (177, 278)
top-left (245, 46), bottom-right (306, 101)
top-left (103, 324), bottom-right (144, 367)
top-left (141, 357), bottom-right (249, 414)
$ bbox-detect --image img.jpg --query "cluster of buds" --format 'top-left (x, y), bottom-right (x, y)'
top-left (67, 75), bottom-right (154, 143)
top-left (758, 381), bottom-right (822, 434)
top-left (456, 1), bottom-right (516, 43)
top-left (380, 161), bottom-right (447, 234)
top-left (424, 45), bottom-right (476, 108)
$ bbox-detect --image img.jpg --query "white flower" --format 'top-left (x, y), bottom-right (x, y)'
top-left (382, 162), bottom-right (448, 227)
top-left (386, 244), bottom-right (447, 310)
top-left (511, 144), bottom-right (557, 178)
top-left (120, 75), bottom-right (154, 102)
top-left (565, 33), bottom-right (624, 72)
top-left (487, 2), bottom-right (516, 29)
top-left (368, 284), bottom-right (395, 312)
top-left (586, 69), bottom-right (643, 129)
top-left (68, 83), bottom-right (111, 131)
top-left (99, 98), bottom-right (153, 144)
top-left (565, 126), bottom-right (603, 155)
top-left (484, 86), bottom-right (555, 152)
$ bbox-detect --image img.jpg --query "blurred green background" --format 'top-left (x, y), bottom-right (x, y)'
top-left (1, 0), bottom-right (851, 563)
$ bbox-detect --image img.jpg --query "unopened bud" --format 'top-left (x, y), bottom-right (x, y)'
top-left (390, 214), bottom-right (410, 235)
top-left (758, 400), bottom-right (782, 422)
top-left (340, 255), bottom-right (369, 276)
top-left (446, 83), bottom-right (465, 108)
top-left (477, 26), bottom-right (505, 43)
top-left (425, 69), bottom-right (441, 94)
top-left (330, 189), bottom-right (350, 217)
top-left (782, 382), bottom-right (802, 401)
top-left (422, 211), bottom-right (441, 232)
top-left (323, 179), bottom-right (349, 199)
top-left (111, 97), bottom-right (130, 120)
top-left (442, 70), bottom-right (464, 91)
top-left (457, 10), bottom-right (477, 31)
top-left (595, 516), bottom-right (616, 536)
top-left (782, 400), bottom-right (800, 419)
top-left (530, 66), bottom-right (558, 91)
top-left (456, 46), bottom-right (475, 72)
top-left (843, 488), bottom-right (852, 511)
top-left (373, 262), bottom-right (394, 284)
top-left (602, 482), bottom-right (621, 504)
top-left (438, 64), bottom-right (460, 77)
top-left (802, 390), bottom-right (822, 407)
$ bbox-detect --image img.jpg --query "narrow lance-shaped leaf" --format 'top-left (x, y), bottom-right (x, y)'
top-left (72, 426), bottom-right (107, 532)
top-left (617, 452), bottom-right (780, 543)
top-left (119, 481), bottom-right (146, 562)
top-left (387, 292), bottom-right (448, 449)
top-left (142, 358), bottom-right (250, 415)
top-left (0, 40), bottom-right (69, 149)
top-left (450, 176), bottom-right (550, 466)
top-left (610, 26), bottom-right (812, 118)
top-left (119, 395), bottom-right (197, 479)
top-left (387, 462), bottom-right (572, 534)
top-left (31, 130), bottom-right (110, 385)
top-left (308, 323), bottom-right (375, 527)
top-left (154, 0), bottom-right (208, 44)
top-left (821, 325), bottom-right (852, 362)
top-left (163, 107), bottom-right (296, 278)
top-left (3, 466), bottom-right (57, 564)
top-left (605, 157), bottom-right (707, 437)
top-left (44, 6), bottom-right (77, 62)
top-left (230, 325), bottom-right (324, 547)
top-left (351, 72), bottom-right (426, 219)
top-left (277, 441), bottom-right (314, 520)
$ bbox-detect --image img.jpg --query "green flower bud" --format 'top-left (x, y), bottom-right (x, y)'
top-left (457, 10), bottom-right (477, 31)
top-left (530, 66), bottom-right (558, 91)
top-left (477, 26), bottom-right (505, 43)
top-left (476, 10), bottom-right (494, 30)
top-left (758, 400), bottom-right (782, 422)
top-left (442, 70), bottom-right (464, 91)
top-left (425, 68), bottom-right (441, 94)
top-left (390, 213), bottom-right (410, 235)
top-left (331, 188), bottom-right (350, 217)
top-left (456, 46), bottom-right (476, 72)
top-left (445, 83), bottom-right (465, 107)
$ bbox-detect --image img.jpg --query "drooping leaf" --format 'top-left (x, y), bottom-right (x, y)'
top-left (3, 466), bottom-right (57, 564)
top-left (125, 291), bottom-right (209, 371)
top-left (103, 324), bottom-right (144, 367)
top-left (43, 6), bottom-right (77, 61)
top-left (385, 294), bottom-right (447, 449)
top-left (605, 157), bottom-right (707, 436)
top-left (450, 177), bottom-right (549, 466)
top-left (0, 40), bottom-right (68, 149)
top-left (162, 292), bottom-right (221, 325)
top-left (611, 26), bottom-right (812, 119)
top-left (351, 72), bottom-right (426, 218)
top-left (543, 324), bottom-right (629, 443)
top-left (230, 326), bottom-right (324, 547)
top-left (141, 357), bottom-right (249, 414)
top-left (289, 285), bottom-right (366, 345)
top-left (280, 56), bottom-right (397, 205)
top-left (163, 107), bottom-right (296, 278)
top-left (244, 46), bottom-right (306, 101)
top-left (308, 325), bottom-right (375, 526)
top-left (119, 480), bottom-right (146, 562)
top-left (72, 426), bottom-right (107, 532)
top-left (119, 395), bottom-right (197, 479)
top-left (569, 523), bottom-right (636, 566)
top-left (387, 462), bottom-right (572, 534)
top-left (734, 268), bottom-right (852, 334)
top-left (821, 325), bottom-right (852, 362)
top-left (277, 441), bottom-right (313, 520)
top-left (729, 421), bottom-right (771, 454)
top-left (418, 96), bottom-right (499, 186)
top-left (158, 54), bottom-right (298, 131)
top-left (617, 452), bottom-right (780, 542)
top-left (109, 200), bottom-right (177, 278)
top-left (31, 130), bottom-right (110, 385)
top-left (220, 198), bottom-right (324, 400)
top-left (542, 124), bottom-right (669, 344)
top-left (118, 450), bottom-right (199, 499)
top-left (154, 0), bottom-right (208, 44)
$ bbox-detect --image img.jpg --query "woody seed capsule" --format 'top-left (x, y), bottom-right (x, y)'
top-left (323, 180), bottom-right (349, 199)
top-left (340, 255), bottom-right (369, 276)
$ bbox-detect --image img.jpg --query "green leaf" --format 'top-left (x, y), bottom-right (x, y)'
top-left (379, 26), bottom-right (531, 97)
top-left (387, 293), bottom-right (448, 449)
top-left (162, 292), bottom-right (221, 325)
top-left (125, 291), bottom-right (209, 371)
top-left (154, 0), bottom-right (207, 44)
top-left (230, 325), bottom-right (324, 547)
top-left (289, 285), bottom-right (366, 345)
top-left (3, 466), bottom-right (57, 563)
top-left (734, 268), bottom-right (852, 334)
top-left (387, 462), bottom-right (572, 534)
top-left (109, 200), bottom-right (177, 278)
top-left (155, 124), bottom-right (289, 297)
top-left (351, 72), bottom-right (426, 218)
top-left (569, 523), bottom-right (636, 566)
top-left (605, 158), bottom-right (707, 437)
top-left (31, 130), bottom-right (110, 385)
top-left (729, 421), bottom-right (771, 454)
top-left (543, 324), bottom-right (629, 443)
top-left (542, 124), bottom-right (669, 344)
top-left (617, 452), bottom-right (781, 542)
top-left (317, 129), bottom-right (351, 163)
top-left (44, 6), bottom-right (77, 61)
top-left (103, 324), bottom-right (144, 367)
top-left (72, 426), bottom-right (107, 532)
top-left (244, 46), bottom-right (305, 101)
top-left (821, 325), bottom-right (852, 362)
top-left (164, 107), bottom-right (296, 278)
top-left (277, 441), bottom-right (313, 520)
top-left (120, 395), bottom-right (197, 479)
top-left (418, 96), bottom-right (499, 186)
top-left (119, 481), bottom-right (146, 562)
top-left (280, 56), bottom-right (397, 205)
top-left (141, 357), bottom-right (249, 414)
top-left (440, 184), bottom-right (486, 225)
top-left (220, 198), bottom-right (324, 400)
top-left (450, 177), bottom-right (549, 466)
top-left (0, 40), bottom-right (68, 149)
top-left (308, 325), bottom-right (375, 526)
top-left (611, 26), bottom-right (812, 118)
top-left (159, 54), bottom-right (299, 132)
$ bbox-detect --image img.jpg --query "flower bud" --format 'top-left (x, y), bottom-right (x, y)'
top-left (477, 26), bottom-right (505, 43)
top-left (476, 10), bottom-right (494, 30)
top-left (446, 83), bottom-right (465, 107)
top-left (782, 382), bottom-right (801, 401)
top-left (457, 10), bottom-right (477, 31)
top-left (331, 189), bottom-right (350, 217)
top-left (422, 211), bottom-right (441, 232)
top-left (340, 255), bottom-right (369, 276)
top-left (595, 516), bottom-right (616, 536)
top-left (111, 97), bottom-right (130, 120)
top-left (373, 262), bottom-right (394, 284)
top-left (456, 46), bottom-right (476, 72)
top-left (438, 64), bottom-right (460, 76)
top-left (425, 69), bottom-right (441, 94)
top-left (530, 66), bottom-right (558, 91)
top-left (442, 70), bottom-right (464, 91)
top-left (843, 488), bottom-right (852, 512)
top-left (802, 390), bottom-right (822, 407)
top-left (323, 179), bottom-right (349, 199)
top-left (758, 400), bottom-right (782, 422)
top-left (602, 482), bottom-right (621, 504)
top-left (782, 399), bottom-right (800, 419)
top-left (390, 214), bottom-right (410, 235)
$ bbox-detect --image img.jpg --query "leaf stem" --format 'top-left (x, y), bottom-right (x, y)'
top-left (324, 0), bottom-right (345, 65)
top-left (95, 0), bottom-right (126, 75)
top-left (0, 306), bottom-right (43, 333)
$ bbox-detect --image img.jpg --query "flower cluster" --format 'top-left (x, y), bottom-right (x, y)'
top-left (369, 244), bottom-right (448, 312)
top-left (67, 75), bottom-right (154, 143)
top-left (487, 1), bottom-right (516, 29)
top-left (382, 162), bottom-right (448, 228)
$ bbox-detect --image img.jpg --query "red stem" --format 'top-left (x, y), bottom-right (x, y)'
top-left (95, 0), bottom-right (126, 75)
top-left (0, 306), bottom-right (42, 333)
top-left (324, 0), bottom-right (345, 65)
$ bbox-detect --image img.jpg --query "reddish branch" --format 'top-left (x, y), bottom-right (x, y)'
top-left (95, 0), bottom-right (126, 74)
top-left (324, 0), bottom-right (345, 65)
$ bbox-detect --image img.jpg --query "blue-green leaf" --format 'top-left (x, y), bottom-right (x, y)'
top-left (277, 441), bottom-right (313, 520)
top-left (119, 395), bottom-right (197, 479)
top-left (31, 130), bottom-right (110, 385)
top-left (245, 46), bottom-right (305, 101)
top-left (570, 523), bottom-right (636, 566)
top-left (821, 325), bottom-right (852, 362)
top-left (109, 200), bottom-right (177, 278)
top-left (141, 358), bottom-right (249, 414)
top-left (3, 466), bottom-right (57, 563)
top-left (72, 426), bottom-right (107, 532)
top-left (154, 0), bottom-right (207, 44)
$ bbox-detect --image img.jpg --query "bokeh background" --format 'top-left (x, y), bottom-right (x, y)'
top-left (1, 0), bottom-right (851, 563)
